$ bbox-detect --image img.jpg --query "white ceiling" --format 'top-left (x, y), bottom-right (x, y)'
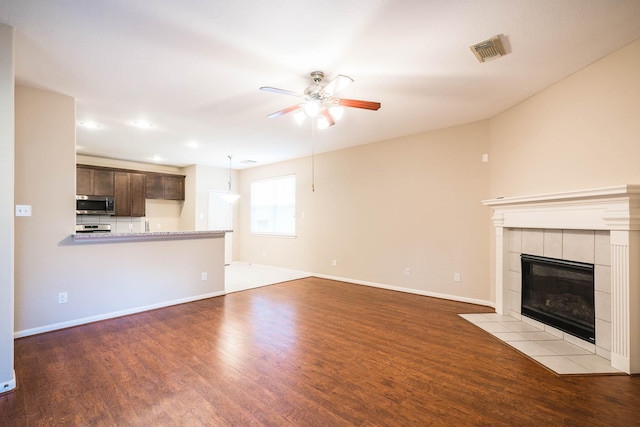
top-left (2, 1), bottom-right (640, 170)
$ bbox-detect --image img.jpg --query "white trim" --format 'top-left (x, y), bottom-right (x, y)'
top-left (14, 291), bottom-right (226, 338)
top-left (313, 273), bottom-right (494, 308)
top-left (483, 185), bottom-right (640, 207)
top-left (0, 370), bottom-right (16, 394)
top-left (483, 185), bottom-right (640, 231)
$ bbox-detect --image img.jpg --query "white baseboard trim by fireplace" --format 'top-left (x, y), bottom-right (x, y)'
top-left (314, 273), bottom-right (494, 308)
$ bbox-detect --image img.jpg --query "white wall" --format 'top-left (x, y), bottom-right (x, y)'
top-left (489, 38), bottom-right (640, 197)
top-left (0, 23), bottom-right (15, 393)
top-left (237, 121), bottom-right (492, 305)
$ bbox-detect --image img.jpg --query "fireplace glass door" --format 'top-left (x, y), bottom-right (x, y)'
top-left (521, 254), bottom-right (595, 343)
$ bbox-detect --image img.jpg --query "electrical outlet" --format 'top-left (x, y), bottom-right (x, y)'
top-left (201, 272), bottom-right (207, 281)
top-left (332, 259), bottom-right (337, 267)
top-left (454, 273), bottom-right (461, 282)
top-left (15, 205), bottom-right (32, 217)
top-left (58, 292), bottom-right (68, 304)
top-left (404, 267), bottom-right (411, 276)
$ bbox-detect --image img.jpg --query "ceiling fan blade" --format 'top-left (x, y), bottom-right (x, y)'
top-left (266, 104), bottom-right (302, 119)
top-left (321, 109), bottom-right (336, 127)
top-left (337, 98), bottom-right (381, 110)
top-left (323, 74), bottom-right (353, 96)
top-left (260, 86), bottom-right (302, 97)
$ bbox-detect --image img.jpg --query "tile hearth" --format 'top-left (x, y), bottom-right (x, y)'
top-left (460, 313), bottom-right (623, 375)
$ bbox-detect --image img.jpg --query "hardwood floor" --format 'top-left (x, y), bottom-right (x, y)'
top-left (2, 277), bottom-right (639, 426)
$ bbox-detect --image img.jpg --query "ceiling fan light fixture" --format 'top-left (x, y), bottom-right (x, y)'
top-left (303, 101), bottom-right (321, 117)
top-left (261, 71), bottom-right (380, 126)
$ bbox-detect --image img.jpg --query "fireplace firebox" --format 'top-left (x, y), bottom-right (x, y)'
top-left (521, 254), bottom-right (595, 343)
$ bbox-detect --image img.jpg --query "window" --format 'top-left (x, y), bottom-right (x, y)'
top-left (250, 175), bottom-right (296, 236)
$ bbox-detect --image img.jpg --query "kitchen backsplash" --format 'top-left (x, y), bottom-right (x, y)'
top-left (76, 215), bottom-right (146, 233)
top-left (76, 200), bottom-right (182, 233)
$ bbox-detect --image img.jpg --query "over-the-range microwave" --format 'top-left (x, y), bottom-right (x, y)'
top-left (76, 195), bottom-right (115, 215)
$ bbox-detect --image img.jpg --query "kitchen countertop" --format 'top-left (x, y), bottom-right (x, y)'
top-left (73, 230), bottom-right (231, 243)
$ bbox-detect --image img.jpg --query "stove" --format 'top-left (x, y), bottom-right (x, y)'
top-left (75, 224), bottom-right (111, 233)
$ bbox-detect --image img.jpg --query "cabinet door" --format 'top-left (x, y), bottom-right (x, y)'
top-left (164, 175), bottom-right (184, 200)
top-left (76, 167), bottom-right (94, 194)
top-left (76, 166), bottom-right (115, 196)
top-left (145, 174), bottom-right (164, 199)
top-left (114, 172), bottom-right (131, 216)
top-left (130, 173), bottom-right (146, 217)
top-left (93, 169), bottom-right (115, 196)
top-left (114, 172), bottom-right (146, 217)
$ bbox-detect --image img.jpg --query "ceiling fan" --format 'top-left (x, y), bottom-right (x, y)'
top-left (260, 71), bottom-right (381, 128)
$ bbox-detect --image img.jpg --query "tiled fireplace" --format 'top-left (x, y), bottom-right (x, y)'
top-left (484, 186), bottom-right (640, 374)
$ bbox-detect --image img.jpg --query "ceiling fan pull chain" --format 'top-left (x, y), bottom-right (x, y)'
top-left (311, 120), bottom-right (316, 192)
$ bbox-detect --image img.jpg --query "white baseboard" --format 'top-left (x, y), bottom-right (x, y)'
top-left (313, 273), bottom-right (495, 308)
top-left (0, 369), bottom-right (16, 394)
top-left (14, 273), bottom-right (494, 338)
top-left (14, 291), bottom-right (226, 338)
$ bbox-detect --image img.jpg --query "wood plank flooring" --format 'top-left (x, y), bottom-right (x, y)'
top-left (2, 277), bottom-right (639, 426)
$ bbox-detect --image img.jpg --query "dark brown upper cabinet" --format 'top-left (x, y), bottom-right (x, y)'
top-left (114, 171), bottom-right (146, 217)
top-left (77, 165), bottom-right (185, 215)
top-left (76, 166), bottom-right (114, 196)
top-left (145, 173), bottom-right (185, 200)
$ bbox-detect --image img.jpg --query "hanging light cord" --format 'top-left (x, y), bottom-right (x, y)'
top-left (311, 120), bottom-right (316, 192)
top-left (227, 155), bottom-right (232, 194)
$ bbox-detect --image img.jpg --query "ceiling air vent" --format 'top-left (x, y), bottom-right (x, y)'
top-left (470, 36), bottom-right (506, 63)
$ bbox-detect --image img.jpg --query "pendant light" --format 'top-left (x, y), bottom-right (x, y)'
top-left (221, 155), bottom-right (240, 203)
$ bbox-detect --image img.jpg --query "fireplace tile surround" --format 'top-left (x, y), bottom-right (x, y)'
top-left (511, 228), bottom-right (608, 354)
top-left (483, 186), bottom-right (640, 374)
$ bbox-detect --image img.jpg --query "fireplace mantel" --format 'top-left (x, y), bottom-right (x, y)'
top-left (483, 185), bottom-right (640, 374)
top-left (484, 185), bottom-right (640, 231)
